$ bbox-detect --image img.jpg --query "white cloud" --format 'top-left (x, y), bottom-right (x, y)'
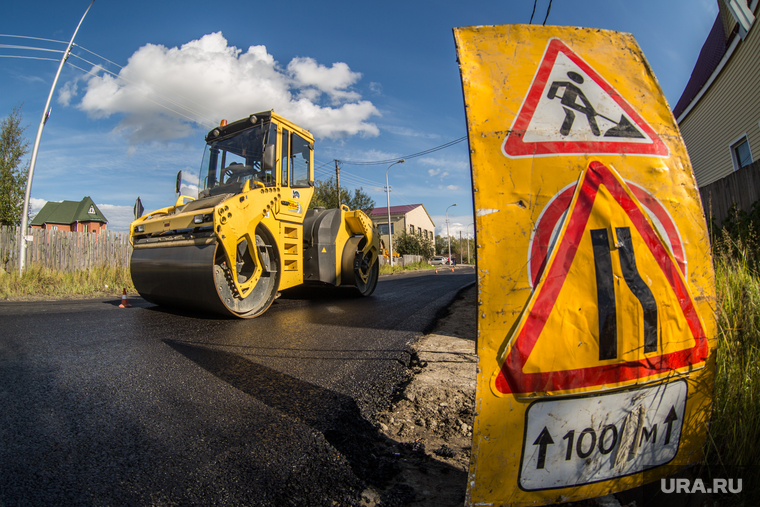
top-left (428, 168), bottom-right (440, 177)
top-left (433, 215), bottom-right (475, 238)
top-left (287, 57), bottom-right (361, 104)
top-left (29, 197), bottom-right (49, 217)
top-left (67, 32), bottom-right (379, 143)
top-left (447, 185), bottom-right (459, 190)
top-left (97, 204), bottom-right (135, 233)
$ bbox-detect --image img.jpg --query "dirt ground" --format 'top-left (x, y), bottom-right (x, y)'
top-left (361, 283), bottom-right (478, 507)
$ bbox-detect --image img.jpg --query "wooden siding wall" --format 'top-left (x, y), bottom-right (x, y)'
top-left (699, 158), bottom-right (760, 225)
top-left (679, 2), bottom-right (760, 187)
top-left (0, 227), bottom-right (132, 273)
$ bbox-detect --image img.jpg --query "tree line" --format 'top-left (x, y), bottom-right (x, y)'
top-left (0, 106), bottom-right (28, 226)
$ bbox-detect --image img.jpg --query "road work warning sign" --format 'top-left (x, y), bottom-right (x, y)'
top-left (454, 25), bottom-right (716, 506)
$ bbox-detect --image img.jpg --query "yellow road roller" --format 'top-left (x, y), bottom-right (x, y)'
top-left (129, 111), bottom-right (380, 318)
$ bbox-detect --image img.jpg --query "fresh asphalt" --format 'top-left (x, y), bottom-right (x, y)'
top-left (0, 268), bottom-right (475, 506)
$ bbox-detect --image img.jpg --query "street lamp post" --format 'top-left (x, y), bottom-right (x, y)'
top-left (385, 159), bottom-right (405, 266)
top-left (18, 0), bottom-right (96, 274)
top-left (466, 222), bottom-right (474, 264)
top-left (446, 203), bottom-right (457, 266)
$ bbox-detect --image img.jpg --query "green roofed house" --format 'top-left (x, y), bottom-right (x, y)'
top-left (30, 196), bottom-right (108, 234)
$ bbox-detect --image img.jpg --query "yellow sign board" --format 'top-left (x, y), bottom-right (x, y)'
top-left (454, 25), bottom-right (716, 505)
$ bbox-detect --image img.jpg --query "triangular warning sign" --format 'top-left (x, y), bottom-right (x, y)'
top-left (502, 38), bottom-right (670, 158)
top-left (494, 161), bottom-right (708, 396)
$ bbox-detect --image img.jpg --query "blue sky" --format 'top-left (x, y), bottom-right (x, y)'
top-left (1, 0), bottom-right (719, 234)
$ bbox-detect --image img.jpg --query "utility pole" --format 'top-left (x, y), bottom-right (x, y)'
top-left (19, 0), bottom-right (96, 274)
top-left (459, 230), bottom-right (462, 264)
top-left (446, 203), bottom-right (457, 266)
top-left (467, 223), bottom-right (474, 265)
top-left (385, 160), bottom-right (405, 266)
top-left (334, 160), bottom-right (341, 207)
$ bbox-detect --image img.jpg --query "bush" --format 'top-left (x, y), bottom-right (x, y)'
top-left (394, 231), bottom-right (434, 259)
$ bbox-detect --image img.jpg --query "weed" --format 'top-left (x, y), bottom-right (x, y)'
top-left (379, 260), bottom-right (436, 275)
top-left (0, 264), bottom-right (135, 299)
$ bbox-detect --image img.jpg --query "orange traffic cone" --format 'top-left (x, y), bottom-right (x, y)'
top-left (435, 268), bottom-right (438, 274)
top-left (119, 288), bottom-right (132, 308)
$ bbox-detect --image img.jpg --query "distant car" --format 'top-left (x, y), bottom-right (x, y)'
top-left (430, 256), bottom-right (448, 265)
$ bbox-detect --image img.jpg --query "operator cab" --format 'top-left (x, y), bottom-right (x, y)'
top-left (198, 111), bottom-right (315, 199)
top-left (199, 113), bottom-right (277, 198)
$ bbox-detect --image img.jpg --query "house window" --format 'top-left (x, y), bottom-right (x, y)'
top-left (417, 227), bottom-right (421, 235)
top-left (51, 226), bottom-right (58, 231)
top-left (84, 224), bottom-right (89, 233)
top-left (377, 223), bottom-right (394, 235)
top-left (88, 205), bottom-right (95, 214)
top-left (731, 135), bottom-right (752, 171)
top-left (410, 225), bottom-right (414, 234)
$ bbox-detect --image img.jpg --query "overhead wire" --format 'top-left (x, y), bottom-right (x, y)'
top-left (66, 52), bottom-right (217, 127)
top-left (4, 33), bottom-right (459, 210)
top-left (72, 42), bottom-right (218, 121)
top-left (0, 55), bottom-right (59, 62)
top-left (0, 34), bottom-right (67, 45)
top-left (543, 0), bottom-right (553, 25)
top-left (65, 62), bottom-right (213, 127)
top-left (529, 0), bottom-right (538, 24)
top-left (1, 36), bottom-right (219, 128)
top-left (337, 136), bottom-right (467, 165)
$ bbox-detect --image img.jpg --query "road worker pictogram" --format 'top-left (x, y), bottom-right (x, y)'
top-left (502, 38), bottom-right (669, 158)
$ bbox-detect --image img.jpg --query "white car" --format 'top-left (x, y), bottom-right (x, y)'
top-left (430, 256), bottom-right (448, 265)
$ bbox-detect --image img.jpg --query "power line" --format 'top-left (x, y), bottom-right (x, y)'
top-left (0, 34), bottom-right (67, 45)
top-left (72, 42), bottom-right (218, 120)
top-left (0, 55), bottom-right (59, 62)
top-left (65, 61), bottom-right (214, 127)
top-left (530, 0), bottom-right (538, 23)
top-left (2, 37), bottom-right (219, 126)
top-left (543, 0), bottom-right (553, 25)
top-left (337, 136), bottom-right (467, 165)
top-left (67, 52), bottom-right (217, 127)
top-left (0, 44), bottom-right (64, 54)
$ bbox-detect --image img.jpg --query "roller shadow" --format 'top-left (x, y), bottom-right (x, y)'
top-left (164, 339), bottom-right (467, 501)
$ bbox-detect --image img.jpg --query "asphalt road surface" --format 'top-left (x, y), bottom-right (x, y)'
top-left (0, 269), bottom-right (475, 506)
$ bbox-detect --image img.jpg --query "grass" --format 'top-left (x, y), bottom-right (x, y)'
top-left (379, 260), bottom-right (437, 275)
top-left (0, 264), bottom-right (135, 300)
top-left (701, 232), bottom-right (760, 497)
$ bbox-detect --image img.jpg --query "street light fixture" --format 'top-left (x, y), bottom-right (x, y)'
top-left (446, 203), bottom-right (457, 266)
top-left (466, 222), bottom-right (474, 265)
top-left (385, 159), bottom-right (405, 266)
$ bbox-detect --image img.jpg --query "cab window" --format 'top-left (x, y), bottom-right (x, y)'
top-left (291, 133), bottom-right (311, 188)
top-left (281, 127), bottom-right (290, 187)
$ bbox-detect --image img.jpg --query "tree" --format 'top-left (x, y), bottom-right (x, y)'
top-left (309, 176), bottom-right (375, 212)
top-left (0, 106), bottom-right (29, 226)
top-left (435, 234), bottom-right (448, 255)
top-left (395, 231), bottom-right (435, 259)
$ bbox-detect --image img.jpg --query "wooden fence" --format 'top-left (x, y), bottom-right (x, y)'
top-left (0, 226), bottom-right (132, 273)
top-left (699, 159), bottom-right (760, 226)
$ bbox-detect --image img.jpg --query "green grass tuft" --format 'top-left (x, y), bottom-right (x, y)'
top-left (379, 260), bottom-right (436, 275)
top-left (0, 264), bottom-right (135, 300)
top-left (700, 229), bottom-right (760, 502)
